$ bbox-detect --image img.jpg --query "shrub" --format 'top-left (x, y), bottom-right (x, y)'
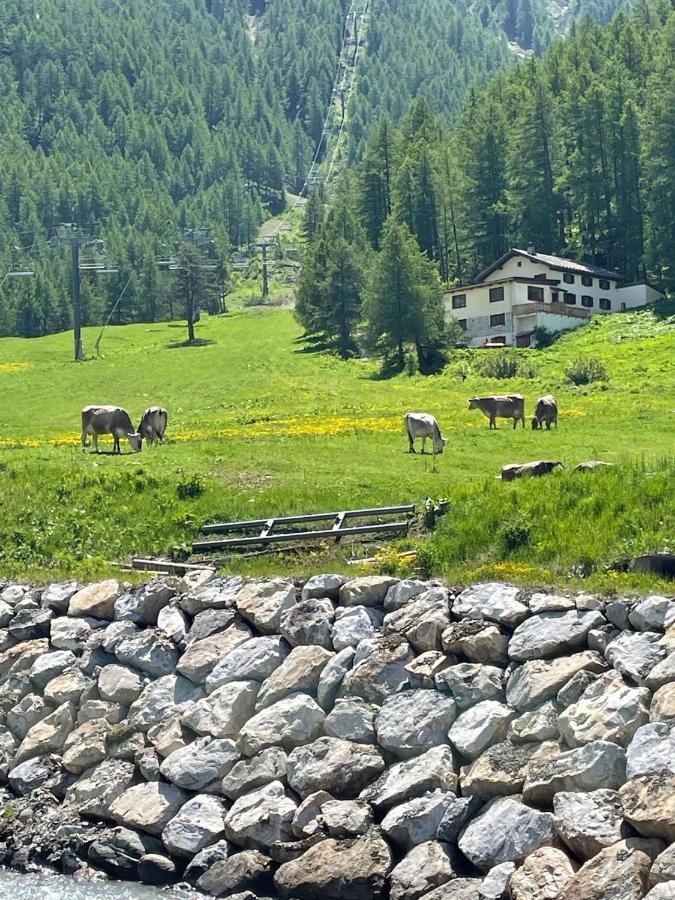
top-left (564, 355), bottom-right (609, 385)
top-left (533, 326), bottom-right (557, 348)
top-left (499, 513), bottom-right (532, 553)
top-left (475, 350), bottom-right (518, 379)
top-left (176, 473), bottom-right (204, 499)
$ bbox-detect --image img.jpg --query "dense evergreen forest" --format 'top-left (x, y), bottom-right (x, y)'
top-left (297, 0), bottom-right (675, 366)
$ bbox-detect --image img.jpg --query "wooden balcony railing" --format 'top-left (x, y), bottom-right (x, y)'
top-left (512, 302), bottom-right (590, 319)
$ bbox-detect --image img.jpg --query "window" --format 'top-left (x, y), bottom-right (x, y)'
top-left (621, 302), bottom-right (626, 311)
top-left (552, 291), bottom-right (559, 302)
top-left (564, 292), bottom-right (576, 305)
top-left (581, 275), bottom-right (593, 287)
top-left (563, 273), bottom-right (575, 284)
top-left (452, 294), bottom-right (466, 309)
top-left (457, 318), bottom-right (467, 330)
top-left (489, 286), bottom-right (504, 303)
top-left (527, 285), bottom-right (545, 302)
top-left (581, 295), bottom-right (593, 308)
top-left (599, 278), bottom-right (611, 290)
top-left (490, 313), bottom-right (506, 327)
top-left (599, 298), bottom-right (611, 311)
top-left (517, 261), bottom-right (522, 267)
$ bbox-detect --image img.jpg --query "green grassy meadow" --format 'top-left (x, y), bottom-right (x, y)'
top-left (0, 303), bottom-right (673, 592)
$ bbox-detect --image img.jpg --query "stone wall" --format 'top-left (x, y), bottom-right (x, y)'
top-left (0, 574), bottom-right (674, 899)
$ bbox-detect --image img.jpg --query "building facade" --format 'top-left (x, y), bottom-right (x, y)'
top-left (444, 247), bottom-right (664, 347)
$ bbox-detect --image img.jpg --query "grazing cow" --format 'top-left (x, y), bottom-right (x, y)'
top-left (532, 394), bottom-right (558, 430)
top-left (404, 412), bottom-right (446, 455)
top-left (81, 405), bottom-right (142, 454)
top-left (469, 394), bottom-right (525, 429)
top-left (138, 406), bottom-right (168, 446)
top-left (501, 460), bottom-right (565, 481)
top-left (573, 460), bottom-right (614, 473)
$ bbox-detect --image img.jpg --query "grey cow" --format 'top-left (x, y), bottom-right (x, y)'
top-left (501, 460), bottom-right (565, 481)
top-left (138, 406), bottom-right (168, 446)
top-left (404, 412), bottom-right (446, 455)
top-left (469, 394), bottom-right (525, 429)
top-left (81, 405), bottom-right (142, 454)
top-left (532, 394), bottom-right (558, 430)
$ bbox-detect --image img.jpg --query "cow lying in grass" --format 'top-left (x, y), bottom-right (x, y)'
top-left (501, 460), bottom-right (565, 481)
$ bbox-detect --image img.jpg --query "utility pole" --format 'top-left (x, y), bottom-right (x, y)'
top-left (261, 242), bottom-right (269, 300)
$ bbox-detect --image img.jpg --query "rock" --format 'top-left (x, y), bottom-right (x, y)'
top-left (98, 664), bottom-right (144, 705)
top-left (197, 848), bottom-right (273, 896)
top-left (375, 690), bottom-right (456, 759)
top-left (420, 878), bottom-right (481, 899)
top-left (453, 583), bottom-right (528, 627)
top-left (221, 747), bottom-right (288, 800)
top-left (383, 591), bottom-right (450, 652)
top-left (619, 774), bottom-right (675, 841)
top-left (389, 841), bottom-right (457, 900)
top-left (508, 847), bottom-right (575, 899)
top-left (321, 799), bottom-right (373, 837)
top-left (650, 843), bottom-right (675, 885)
top-left (41, 581), bottom-right (79, 612)
top-left (606, 600), bottom-right (633, 630)
top-left (182, 680), bottom-right (258, 738)
top-left (43, 670), bottom-right (90, 705)
top-left (179, 575), bottom-right (243, 616)
top-left (506, 652), bottom-right (607, 711)
top-left (651, 683), bottom-right (675, 724)
top-left (458, 796), bottom-right (555, 872)
top-left (287, 736), bottom-right (385, 799)
top-left (629, 596), bottom-right (675, 632)
top-left (67, 758), bottom-right (136, 818)
top-left (187, 607), bottom-right (235, 644)
top-left (224, 780), bottom-right (296, 850)
top-left (479, 862), bottom-right (516, 899)
top-left (50, 617), bottom-right (92, 652)
top-left (406, 652), bottom-right (453, 689)
top-left (553, 789), bottom-right (626, 859)
top-left (62, 718), bottom-right (111, 773)
top-left (435, 664), bottom-right (504, 710)
top-left (8, 757), bottom-right (52, 795)
top-left (558, 838), bottom-right (660, 900)
top-left (8, 608), bottom-right (53, 641)
top-left (324, 699), bottom-right (377, 744)
top-left (115, 628), bottom-right (180, 677)
top-left (588, 625), bottom-right (621, 653)
top-left (523, 740), bottom-right (627, 804)
top-left (161, 793), bottom-right (227, 857)
top-left (29, 649), bottom-right (76, 690)
top-left (114, 579), bottom-right (175, 625)
top-left (362, 745), bottom-right (457, 808)
top-left (529, 593), bottom-right (575, 613)
top-left (649, 885), bottom-right (675, 899)
top-left (382, 790), bottom-right (456, 849)
top-left (256, 645), bottom-right (333, 709)
top-left (136, 853), bottom-right (177, 885)
top-left (274, 832), bottom-right (392, 899)
top-left (292, 790), bottom-right (334, 838)
top-left (557, 669), bottom-right (602, 707)
top-left (460, 739), bottom-right (548, 798)
top-left (436, 794), bottom-right (482, 843)
top-left (156, 604), bottom-right (189, 643)
top-left (280, 598), bottom-right (335, 649)
top-left (183, 839), bottom-right (230, 885)
top-left (160, 736), bottom-right (239, 790)
top-left (238, 692), bottom-right (325, 756)
top-left (0, 601), bottom-right (12, 627)
top-left (128, 674), bottom-right (204, 730)
top-left (6, 693), bottom-right (53, 740)
top-left (333, 606), bottom-right (384, 651)
top-left (626, 722), bottom-right (675, 779)
top-left (509, 609), bottom-right (605, 661)
top-left (177, 622), bottom-right (253, 684)
top-left (138, 747), bottom-right (161, 780)
top-left (302, 574), bottom-right (347, 602)
top-left (449, 701), bottom-right (515, 760)
top-left (147, 715), bottom-right (190, 757)
top-left (69, 580), bottom-right (121, 619)
top-left (384, 579), bottom-right (429, 612)
top-left (339, 576), bottom-right (398, 607)
top-left (99, 620), bottom-right (140, 653)
top-left (605, 631), bottom-right (665, 684)
top-left (108, 726), bottom-right (145, 761)
top-left (317, 647), bottom-right (355, 710)
top-left (110, 781), bottom-right (189, 835)
top-left (206, 635), bottom-right (289, 692)
top-left (559, 670), bottom-right (650, 748)
top-left (509, 701), bottom-right (560, 744)
top-left (0, 730), bottom-right (17, 780)
top-left (88, 826), bottom-right (162, 878)
top-left (78, 699), bottom-right (124, 725)
top-left (0, 638), bottom-right (49, 679)
top-left (645, 653), bottom-right (675, 691)
top-left (442, 621), bottom-right (509, 666)
top-left (236, 579), bottom-right (297, 633)
top-left (14, 701), bottom-right (75, 764)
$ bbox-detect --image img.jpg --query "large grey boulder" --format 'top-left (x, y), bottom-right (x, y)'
top-left (339, 638), bottom-right (414, 704)
top-left (619, 774), bottom-right (675, 841)
top-left (98, 620), bottom-right (139, 654)
top-left (128, 674), bottom-right (204, 730)
top-left (460, 739), bottom-right (551, 798)
top-left (160, 736), bottom-right (239, 790)
top-left (6, 693), bottom-right (53, 740)
top-left (223, 780), bottom-right (297, 851)
top-left (44, 667), bottom-right (90, 705)
top-left (628, 595), bottom-right (675, 632)
top-left (339, 576), bottom-right (398, 607)
top-left (88, 826), bottom-right (163, 880)
top-left (317, 647), bottom-right (355, 710)
top-left (523, 740), bottom-right (627, 804)
top-left (115, 628), bottom-right (179, 677)
top-left (274, 832), bottom-right (392, 899)
top-left (508, 609), bottom-right (605, 661)
top-left (553, 789), bottom-right (626, 859)
top-left (292, 790), bottom-right (334, 838)
top-left (256, 645), bottom-right (333, 709)
top-left (381, 790), bottom-right (456, 849)
top-left (389, 841), bottom-right (458, 900)
top-left (14, 701), bottom-right (75, 764)
top-left (442, 620), bottom-right (509, 666)
top-left (182, 680), bottom-right (258, 738)
top-left (176, 621), bottom-right (253, 684)
top-left (435, 663), bottom-right (504, 709)
top-left (156, 604), bottom-right (189, 643)
top-left (652, 683), bottom-right (675, 724)
top-left (110, 781), bottom-right (189, 835)
top-left (98, 664), bottom-right (144, 705)
top-left (449, 700), bottom-right (514, 760)
top-left (41, 581), bottom-right (79, 613)
top-left (436, 794), bottom-right (482, 843)
top-left (238, 692), bottom-right (325, 756)
top-left (558, 670), bottom-right (650, 748)
top-left (187, 607), bottom-right (235, 644)
top-left (236, 579), bottom-right (296, 633)
top-left (650, 843), bottom-right (675, 885)
top-left (206, 635), bottom-right (289, 692)
top-left (375, 690), bottom-right (456, 759)
top-left (509, 701), bottom-right (560, 744)
top-left (383, 590), bottom-right (450, 652)
top-left (180, 575), bottom-right (242, 615)
top-left (183, 839), bottom-right (230, 885)
top-left (9, 608), bottom-right (53, 641)
top-left (29, 650), bottom-right (76, 691)
top-left (406, 652), bottom-right (453, 690)
top-left (50, 617), bottom-right (92, 652)
top-left (361, 745), bottom-right (457, 809)
top-left (280, 597), bottom-right (335, 649)
top-left (66, 758), bottom-right (136, 818)
top-left (625, 721), bottom-right (675, 779)
top-left (68, 580), bottom-right (121, 619)
top-left (0, 638), bottom-right (49, 680)
top-left (114, 580), bottom-right (175, 625)
top-left (321, 799), bottom-right (373, 837)
top-left (61, 717), bottom-right (111, 773)
top-left (197, 848), bottom-right (273, 896)
top-left (605, 631), bottom-right (665, 684)
top-left (458, 797), bottom-right (555, 872)
top-left (301, 574), bottom-right (347, 602)
top-left (557, 838), bottom-right (662, 900)
top-left (332, 606), bottom-right (384, 651)
top-left (384, 579), bottom-right (429, 612)
top-left (324, 699), bottom-right (377, 744)
top-left (221, 747), bottom-right (288, 800)
top-left (480, 862), bottom-right (516, 900)
top-left (453, 583), bottom-right (528, 627)
top-left (287, 736), bottom-right (385, 799)
top-left (645, 652), bottom-right (675, 691)
top-left (162, 794), bottom-right (226, 858)
top-left (506, 652), bottom-right (607, 711)
top-left (8, 757), bottom-right (52, 795)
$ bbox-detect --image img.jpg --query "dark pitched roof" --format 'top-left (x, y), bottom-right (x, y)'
top-left (475, 249), bottom-right (622, 283)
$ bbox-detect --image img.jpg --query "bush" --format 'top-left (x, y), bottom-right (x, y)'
top-left (176, 473), bottom-right (205, 499)
top-left (533, 326), bottom-right (557, 348)
top-left (474, 350), bottom-right (537, 379)
top-left (564, 355), bottom-right (609, 385)
top-left (499, 512), bottom-right (532, 553)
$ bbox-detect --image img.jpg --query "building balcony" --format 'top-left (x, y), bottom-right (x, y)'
top-left (512, 301), bottom-right (590, 320)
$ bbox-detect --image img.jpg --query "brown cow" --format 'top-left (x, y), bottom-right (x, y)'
top-left (501, 460), bottom-right (565, 481)
top-left (138, 406), bottom-right (168, 446)
top-left (81, 405), bottom-right (142, 454)
top-left (532, 395), bottom-right (558, 430)
top-left (469, 394), bottom-right (525, 429)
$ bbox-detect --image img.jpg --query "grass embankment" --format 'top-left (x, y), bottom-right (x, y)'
top-left (0, 303), bottom-right (672, 591)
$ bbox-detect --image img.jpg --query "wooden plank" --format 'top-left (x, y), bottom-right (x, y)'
top-left (192, 520), bottom-right (409, 552)
top-left (201, 504), bottom-right (415, 534)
